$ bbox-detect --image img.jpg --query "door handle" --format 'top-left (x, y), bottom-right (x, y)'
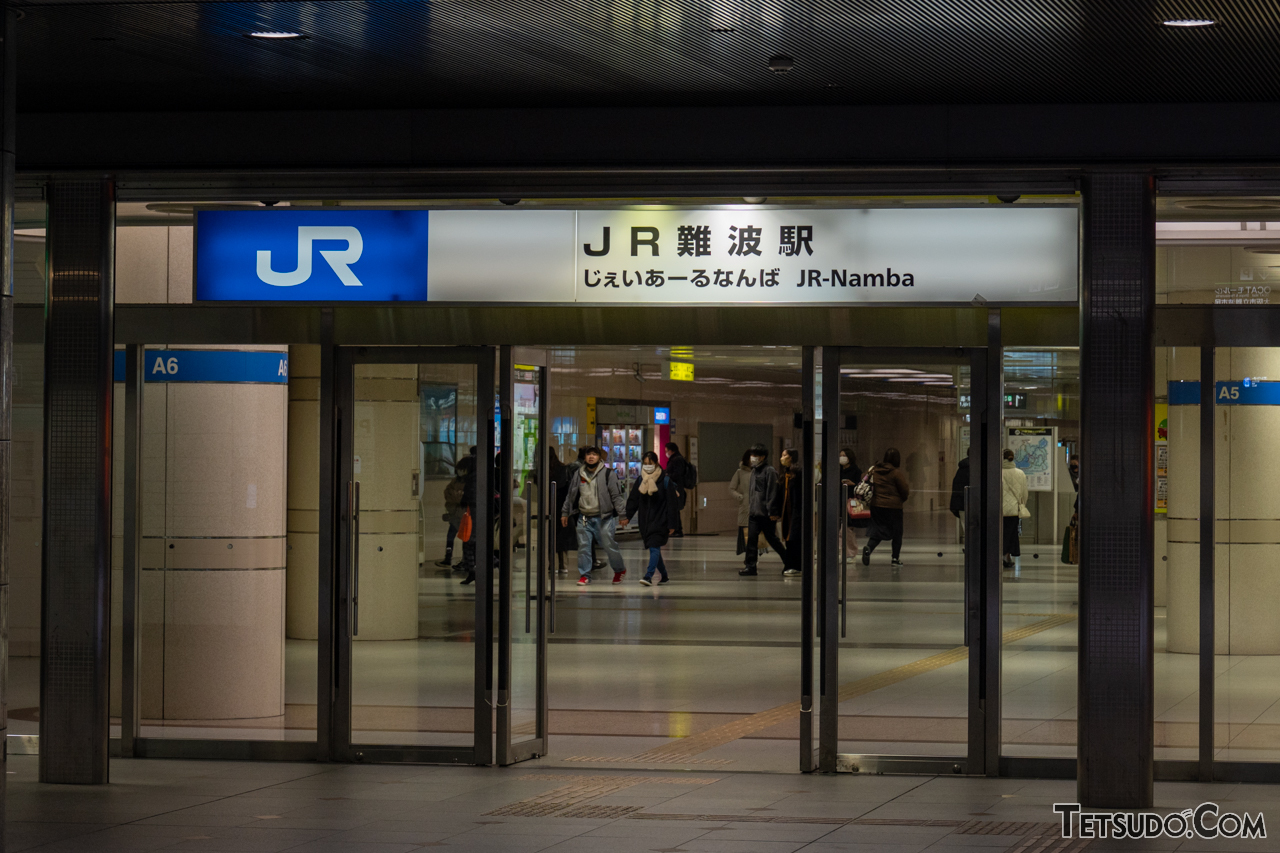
top-left (840, 482), bottom-right (849, 639)
top-left (526, 474), bottom-right (534, 634)
top-left (350, 480), bottom-right (361, 637)
top-left (549, 482), bottom-right (557, 634)
top-left (963, 484), bottom-right (973, 647)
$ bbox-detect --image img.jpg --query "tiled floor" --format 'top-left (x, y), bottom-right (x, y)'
top-left (12, 523), bottom-right (1280, 770)
top-left (8, 756), bottom-right (1277, 853)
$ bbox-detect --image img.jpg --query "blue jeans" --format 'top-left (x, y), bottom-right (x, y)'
top-left (576, 515), bottom-right (625, 577)
top-left (645, 547), bottom-right (667, 580)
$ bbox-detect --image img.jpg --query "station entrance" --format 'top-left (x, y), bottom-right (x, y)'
top-left (9, 196), bottom-right (1085, 777)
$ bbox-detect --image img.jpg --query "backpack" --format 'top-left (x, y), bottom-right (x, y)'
top-left (680, 461), bottom-right (698, 490)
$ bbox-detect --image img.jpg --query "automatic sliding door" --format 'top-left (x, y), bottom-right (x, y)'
top-left (820, 347), bottom-right (993, 772)
top-left (337, 347), bottom-right (494, 763)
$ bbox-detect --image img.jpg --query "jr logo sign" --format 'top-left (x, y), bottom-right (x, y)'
top-left (258, 226), bottom-right (364, 287)
top-left (196, 209), bottom-right (431, 302)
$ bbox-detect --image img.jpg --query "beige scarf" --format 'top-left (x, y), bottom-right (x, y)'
top-left (639, 466), bottom-right (663, 495)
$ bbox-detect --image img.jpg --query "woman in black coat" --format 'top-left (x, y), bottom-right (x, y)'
top-left (548, 447), bottom-right (578, 572)
top-left (623, 450), bottom-right (680, 586)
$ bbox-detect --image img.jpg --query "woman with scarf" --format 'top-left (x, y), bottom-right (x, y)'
top-left (624, 450), bottom-right (680, 586)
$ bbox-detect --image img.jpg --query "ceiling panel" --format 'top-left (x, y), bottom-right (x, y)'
top-left (12, 0), bottom-right (1280, 112)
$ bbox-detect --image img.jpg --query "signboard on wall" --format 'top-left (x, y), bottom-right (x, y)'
top-left (1007, 427), bottom-right (1056, 492)
top-left (195, 207), bottom-right (1079, 305)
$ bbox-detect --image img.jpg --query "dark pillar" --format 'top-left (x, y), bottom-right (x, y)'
top-left (39, 180), bottom-right (115, 785)
top-left (0, 1), bottom-right (14, 838)
top-left (1078, 172), bottom-right (1155, 808)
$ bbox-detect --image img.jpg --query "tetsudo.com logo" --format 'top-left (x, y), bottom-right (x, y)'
top-left (1054, 803), bottom-right (1266, 840)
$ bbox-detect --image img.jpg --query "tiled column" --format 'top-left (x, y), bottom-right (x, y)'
top-left (40, 180), bottom-right (114, 784)
top-left (152, 349), bottom-right (288, 720)
top-left (352, 363), bottom-right (420, 640)
top-left (1078, 172), bottom-right (1155, 808)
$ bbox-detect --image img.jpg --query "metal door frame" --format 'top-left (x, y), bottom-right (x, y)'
top-left (333, 345), bottom-right (496, 765)
top-left (817, 344), bottom-right (1001, 775)
top-left (496, 345), bottom-right (550, 765)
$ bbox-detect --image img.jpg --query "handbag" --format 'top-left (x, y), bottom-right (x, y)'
top-left (852, 470), bottom-right (874, 504)
top-left (458, 508), bottom-right (474, 543)
top-left (1018, 503), bottom-right (1031, 519)
top-left (847, 497), bottom-right (871, 520)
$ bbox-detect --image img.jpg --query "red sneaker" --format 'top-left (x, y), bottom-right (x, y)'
top-left (612, 571), bottom-right (625, 584)
top-left (576, 575), bottom-right (591, 586)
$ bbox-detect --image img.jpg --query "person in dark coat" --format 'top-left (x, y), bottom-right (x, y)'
top-left (862, 447), bottom-right (911, 570)
top-left (664, 442), bottom-right (689, 537)
top-left (623, 451), bottom-right (680, 585)
top-left (548, 447), bottom-right (577, 572)
top-left (740, 443), bottom-right (788, 577)
top-left (778, 448), bottom-right (804, 576)
top-left (949, 451), bottom-right (970, 519)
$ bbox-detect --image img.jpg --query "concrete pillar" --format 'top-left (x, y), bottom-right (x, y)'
top-left (1168, 347), bottom-right (1280, 654)
top-left (286, 345), bottom-right (320, 640)
top-left (151, 355), bottom-right (288, 719)
top-left (353, 363), bottom-right (420, 640)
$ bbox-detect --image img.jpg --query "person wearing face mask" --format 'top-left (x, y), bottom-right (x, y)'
top-left (839, 448), bottom-right (864, 559)
top-left (561, 446), bottom-right (628, 586)
top-left (740, 443), bottom-right (788, 577)
top-left (778, 448), bottom-right (804, 576)
top-left (624, 451), bottom-right (680, 585)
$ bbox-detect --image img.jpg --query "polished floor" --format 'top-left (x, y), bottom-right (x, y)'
top-left (9, 756), bottom-right (1279, 853)
top-left (10, 524), bottom-right (1280, 768)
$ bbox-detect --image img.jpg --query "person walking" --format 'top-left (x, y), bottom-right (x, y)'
top-left (624, 451), bottom-right (680, 586)
top-left (436, 457), bottom-right (469, 569)
top-left (861, 447), bottom-right (910, 570)
top-left (560, 446), bottom-right (628, 586)
top-left (1002, 448), bottom-right (1029, 569)
top-left (740, 443), bottom-right (788, 577)
top-left (728, 449), bottom-right (753, 566)
top-left (839, 448), bottom-right (864, 559)
top-left (949, 450), bottom-right (970, 520)
top-left (548, 447), bottom-right (577, 573)
top-left (778, 448), bottom-right (804, 576)
top-left (664, 442), bottom-right (690, 537)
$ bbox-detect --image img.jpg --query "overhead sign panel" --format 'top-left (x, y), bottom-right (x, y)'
top-left (196, 207), bottom-right (1077, 304)
top-left (197, 209), bottom-right (430, 301)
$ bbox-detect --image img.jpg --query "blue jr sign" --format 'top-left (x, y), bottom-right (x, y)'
top-left (196, 210), bottom-right (431, 302)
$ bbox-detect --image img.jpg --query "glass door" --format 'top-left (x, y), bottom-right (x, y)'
top-left (335, 346), bottom-right (496, 763)
top-left (497, 347), bottom-right (550, 764)
top-left (818, 347), bottom-right (998, 773)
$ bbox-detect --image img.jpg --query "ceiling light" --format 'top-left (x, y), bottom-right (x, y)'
top-left (247, 31), bottom-right (306, 39)
top-left (767, 54), bottom-right (794, 74)
top-left (1162, 18), bottom-right (1214, 27)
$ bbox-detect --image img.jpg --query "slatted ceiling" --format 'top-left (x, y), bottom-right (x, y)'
top-left (12, 1), bottom-right (1280, 112)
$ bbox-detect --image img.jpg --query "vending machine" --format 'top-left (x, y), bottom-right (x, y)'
top-left (598, 424), bottom-right (647, 480)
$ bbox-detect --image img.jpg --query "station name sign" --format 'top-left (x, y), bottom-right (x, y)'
top-left (195, 207), bottom-right (1078, 305)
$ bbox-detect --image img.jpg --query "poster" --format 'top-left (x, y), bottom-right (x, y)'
top-left (1007, 427), bottom-right (1056, 492)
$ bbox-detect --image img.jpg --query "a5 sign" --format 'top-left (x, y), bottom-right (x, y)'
top-left (1168, 380), bottom-right (1280, 405)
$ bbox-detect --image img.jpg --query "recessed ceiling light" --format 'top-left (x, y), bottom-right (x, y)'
top-left (247, 31), bottom-right (307, 39)
top-left (1162, 18), bottom-right (1214, 27)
